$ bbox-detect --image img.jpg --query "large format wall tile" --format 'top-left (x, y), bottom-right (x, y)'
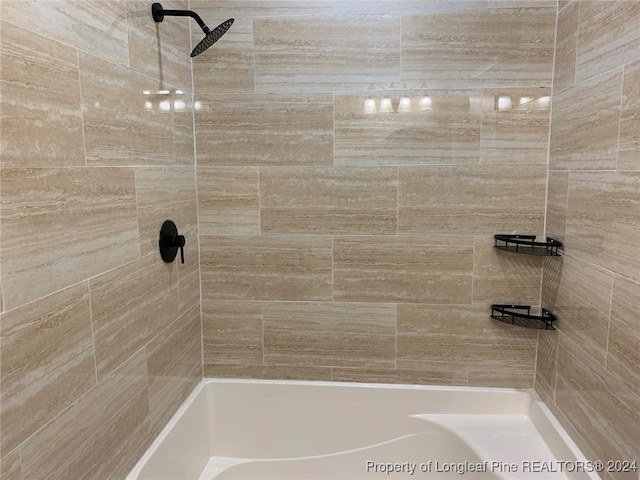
top-left (0, 22), bottom-right (85, 167)
top-left (89, 254), bottom-right (178, 379)
top-left (0, 167), bottom-right (140, 309)
top-left (555, 334), bottom-right (640, 474)
top-left (262, 302), bottom-right (396, 368)
top-left (331, 367), bottom-right (468, 386)
top-left (18, 350), bottom-right (151, 480)
top-left (195, 94), bottom-right (334, 166)
top-left (135, 166), bottom-right (198, 256)
top-left (335, 1), bottom-right (485, 14)
top-left (0, 0), bottom-right (129, 66)
top-left (173, 90), bottom-right (196, 165)
top-left (80, 52), bottom-right (175, 166)
top-left (553, 1), bottom-right (579, 92)
top-left (201, 235), bottom-right (332, 301)
top-left (197, 167), bottom-right (260, 235)
top-left (189, 0), bottom-right (334, 18)
top-left (566, 171), bottom-right (640, 282)
top-left (535, 329), bottom-right (558, 398)
top-left (575, 0), bottom-right (640, 84)
top-left (192, 18), bottom-right (254, 94)
top-left (333, 235), bottom-right (473, 304)
top-left (334, 90), bottom-right (481, 166)
top-left (203, 364), bottom-right (332, 381)
top-left (147, 304), bottom-right (202, 437)
top-left (127, 0), bottom-right (192, 91)
top-left (618, 59), bottom-right (640, 171)
top-left (401, 7), bottom-right (555, 88)
top-left (0, 283), bottom-right (96, 456)
top-left (397, 305), bottom-right (538, 375)
top-left (398, 165), bottom-right (546, 235)
top-left (479, 88), bottom-right (551, 164)
top-left (545, 171), bottom-right (569, 245)
top-left (468, 372), bottom-right (534, 389)
top-left (472, 236), bottom-right (543, 305)
top-left (260, 166), bottom-right (398, 234)
top-left (542, 254), bottom-right (613, 367)
top-left (606, 275), bottom-right (640, 398)
top-left (549, 69), bottom-right (623, 171)
top-left (253, 14), bottom-right (400, 93)
top-left (203, 301), bottom-right (263, 366)
top-left (1, 448), bottom-right (22, 480)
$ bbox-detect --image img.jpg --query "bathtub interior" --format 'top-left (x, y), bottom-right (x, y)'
top-left (129, 379), bottom-right (597, 480)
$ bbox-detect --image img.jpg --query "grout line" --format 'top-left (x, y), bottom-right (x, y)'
top-left (574, 0), bottom-right (580, 87)
top-left (76, 49), bottom-right (89, 167)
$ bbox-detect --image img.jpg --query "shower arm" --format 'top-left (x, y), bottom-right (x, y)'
top-left (151, 4), bottom-right (210, 33)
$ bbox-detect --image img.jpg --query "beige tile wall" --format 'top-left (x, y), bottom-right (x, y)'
top-left (195, 1), bottom-right (554, 387)
top-left (0, 0), bottom-right (202, 475)
top-left (538, 1), bottom-right (640, 476)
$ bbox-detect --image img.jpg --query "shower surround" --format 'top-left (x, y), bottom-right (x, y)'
top-left (0, 1), bottom-right (638, 479)
top-left (0, 0), bottom-right (201, 478)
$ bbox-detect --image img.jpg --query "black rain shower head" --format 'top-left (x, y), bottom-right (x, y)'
top-left (151, 3), bottom-right (234, 57)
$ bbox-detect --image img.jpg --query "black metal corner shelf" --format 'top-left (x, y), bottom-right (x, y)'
top-left (491, 304), bottom-right (556, 330)
top-left (494, 234), bottom-right (562, 256)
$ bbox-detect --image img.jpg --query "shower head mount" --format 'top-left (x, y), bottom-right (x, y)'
top-left (151, 3), bottom-right (234, 57)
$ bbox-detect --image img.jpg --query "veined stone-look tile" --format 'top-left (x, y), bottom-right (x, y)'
top-left (147, 304), bottom-right (202, 437)
top-left (197, 167), bottom-right (260, 235)
top-left (203, 301), bottom-right (263, 366)
top-left (618, 59), bottom-right (640, 171)
top-left (472, 236), bottom-right (543, 305)
top-left (607, 275), bottom-right (640, 398)
top-left (201, 235), bottom-right (332, 301)
top-left (542, 253), bottom-right (613, 367)
top-left (135, 166), bottom-right (198, 257)
top-left (558, 0), bottom-right (575, 12)
top-left (0, 0), bottom-right (129, 67)
top-left (549, 69), bottom-right (623, 171)
top-left (195, 94), bottom-right (334, 167)
top-left (554, 1), bottom-right (579, 93)
top-left (127, 0), bottom-right (192, 91)
top-left (192, 18), bottom-right (254, 94)
top-left (401, 7), bottom-right (555, 88)
top-left (263, 302), bottom-right (396, 368)
top-left (468, 371), bottom-right (534, 389)
top-left (397, 304), bottom-right (538, 374)
top-left (334, 90), bottom-right (481, 166)
top-left (189, 0), bottom-right (334, 18)
top-left (253, 14), bottom-right (400, 93)
top-left (479, 88), bottom-right (551, 164)
top-left (335, 1), bottom-right (485, 14)
top-left (18, 350), bottom-right (151, 480)
top-left (0, 283), bottom-right (95, 455)
top-left (486, 0), bottom-right (556, 7)
top-left (331, 367), bottom-right (468, 386)
top-left (0, 167), bottom-right (139, 309)
top-left (89, 254), bottom-right (178, 379)
top-left (79, 52), bottom-right (174, 166)
top-left (1, 448), bottom-right (22, 480)
top-left (535, 329), bottom-right (558, 399)
top-left (545, 170), bottom-right (569, 245)
top-left (173, 90), bottom-right (195, 165)
top-left (203, 364), bottom-right (332, 381)
top-left (556, 334), bottom-right (640, 473)
top-left (576, 0), bottom-right (640, 84)
top-left (177, 254), bottom-right (201, 316)
top-left (260, 166), bottom-right (398, 234)
top-left (398, 164), bottom-right (546, 235)
top-left (333, 235), bottom-right (473, 304)
top-left (0, 22), bottom-right (84, 167)
top-left (566, 171), bottom-right (640, 282)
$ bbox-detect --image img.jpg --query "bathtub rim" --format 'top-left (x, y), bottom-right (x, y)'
top-left (127, 378), bottom-right (599, 480)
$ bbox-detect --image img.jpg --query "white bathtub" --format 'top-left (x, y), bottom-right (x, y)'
top-left (128, 379), bottom-right (599, 480)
